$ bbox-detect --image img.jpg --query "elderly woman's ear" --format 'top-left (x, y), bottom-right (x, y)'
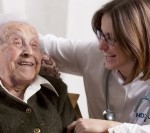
top-left (40, 53), bottom-right (60, 79)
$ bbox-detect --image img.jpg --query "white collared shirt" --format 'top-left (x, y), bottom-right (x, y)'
top-left (0, 75), bottom-right (59, 103)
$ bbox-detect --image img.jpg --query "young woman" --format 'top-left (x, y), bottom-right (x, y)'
top-left (40, 0), bottom-right (150, 132)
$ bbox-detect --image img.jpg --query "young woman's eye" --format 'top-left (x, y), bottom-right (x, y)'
top-left (105, 34), bottom-right (111, 41)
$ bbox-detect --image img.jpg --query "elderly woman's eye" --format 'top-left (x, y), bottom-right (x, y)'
top-left (12, 38), bottom-right (23, 48)
top-left (33, 43), bottom-right (37, 47)
top-left (31, 40), bottom-right (39, 48)
top-left (14, 41), bottom-right (21, 44)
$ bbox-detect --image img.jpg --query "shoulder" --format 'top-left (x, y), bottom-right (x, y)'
top-left (41, 75), bottom-right (68, 97)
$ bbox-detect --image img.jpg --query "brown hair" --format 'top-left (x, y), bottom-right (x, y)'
top-left (92, 0), bottom-right (150, 84)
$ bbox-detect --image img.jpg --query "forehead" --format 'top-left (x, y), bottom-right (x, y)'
top-left (101, 14), bottom-right (113, 33)
top-left (1, 22), bottom-right (37, 37)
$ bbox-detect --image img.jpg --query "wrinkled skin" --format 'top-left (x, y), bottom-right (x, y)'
top-left (0, 22), bottom-right (42, 98)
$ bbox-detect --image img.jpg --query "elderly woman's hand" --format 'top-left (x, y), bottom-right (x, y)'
top-left (67, 118), bottom-right (122, 133)
top-left (40, 54), bottom-right (60, 79)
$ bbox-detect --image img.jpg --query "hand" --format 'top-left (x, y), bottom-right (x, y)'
top-left (39, 54), bottom-right (60, 78)
top-left (67, 118), bottom-right (122, 133)
top-left (42, 54), bottom-right (53, 64)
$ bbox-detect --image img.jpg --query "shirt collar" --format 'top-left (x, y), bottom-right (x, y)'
top-left (0, 75), bottom-right (59, 103)
top-left (113, 70), bottom-right (143, 85)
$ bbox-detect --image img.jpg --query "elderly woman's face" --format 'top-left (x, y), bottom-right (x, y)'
top-left (0, 22), bottom-right (42, 86)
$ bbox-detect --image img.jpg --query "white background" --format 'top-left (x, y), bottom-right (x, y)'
top-left (0, 0), bottom-right (109, 118)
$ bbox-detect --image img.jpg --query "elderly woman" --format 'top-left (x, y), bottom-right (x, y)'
top-left (0, 21), bottom-right (76, 133)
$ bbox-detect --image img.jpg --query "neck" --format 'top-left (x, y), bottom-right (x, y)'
top-left (118, 71), bottom-right (128, 80)
top-left (1, 79), bottom-right (28, 100)
top-left (118, 60), bottom-right (135, 81)
top-left (9, 89), bottom-right (26, 99)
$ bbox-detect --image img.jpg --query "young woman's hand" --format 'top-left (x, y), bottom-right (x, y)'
top-left (67, 118), bottom-right (122, 133)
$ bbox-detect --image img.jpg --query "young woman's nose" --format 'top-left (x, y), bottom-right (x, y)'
top-left (99, 38), bottom-right (109, 51)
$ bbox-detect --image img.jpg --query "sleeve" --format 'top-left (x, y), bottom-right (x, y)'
top-left (108, 123), bottom-right (150, 133)
top-left (39, 34), bottom-right (99, 76)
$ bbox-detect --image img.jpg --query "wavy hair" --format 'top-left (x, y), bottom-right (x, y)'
top-left (92, 0), bottom-right (150, 84)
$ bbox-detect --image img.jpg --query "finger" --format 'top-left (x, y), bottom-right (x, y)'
top-left (41, 53), bottom-right (49, 60)
top-left (41, 55), bottom-right (54, 65)
top-left (67, 121), bottom-right (77, 133)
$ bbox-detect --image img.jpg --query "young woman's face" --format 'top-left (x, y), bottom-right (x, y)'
top-left (99, 14), bottom-right (134, 77)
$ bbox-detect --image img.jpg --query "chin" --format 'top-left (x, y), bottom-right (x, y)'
top-left (105, 64), bottom-right (112, 69)
top-left (17, 75), bottom-right (36, 83)
top-left (104, 64), bottom-right (116, 70)
top-left (24, 75), bottom-right (36, 81)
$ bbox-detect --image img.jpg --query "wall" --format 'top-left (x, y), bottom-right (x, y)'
top-left (25, 0), bottom-right (68, 36)
top-left (1, 0), bottom-right (68, 36)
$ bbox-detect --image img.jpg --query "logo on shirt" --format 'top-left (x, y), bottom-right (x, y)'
top-left (136, 112), bottom-right (150, 119)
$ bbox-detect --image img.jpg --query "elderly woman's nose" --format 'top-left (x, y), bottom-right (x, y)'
top-left (22, 44), bottom-right (33, 55)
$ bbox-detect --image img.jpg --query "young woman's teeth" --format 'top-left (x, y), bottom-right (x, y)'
top-left (106, 54), bottom-right (112, 57)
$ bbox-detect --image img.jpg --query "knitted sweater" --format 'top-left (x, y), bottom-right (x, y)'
top-left (0, 76), bottom-right (76, 133)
